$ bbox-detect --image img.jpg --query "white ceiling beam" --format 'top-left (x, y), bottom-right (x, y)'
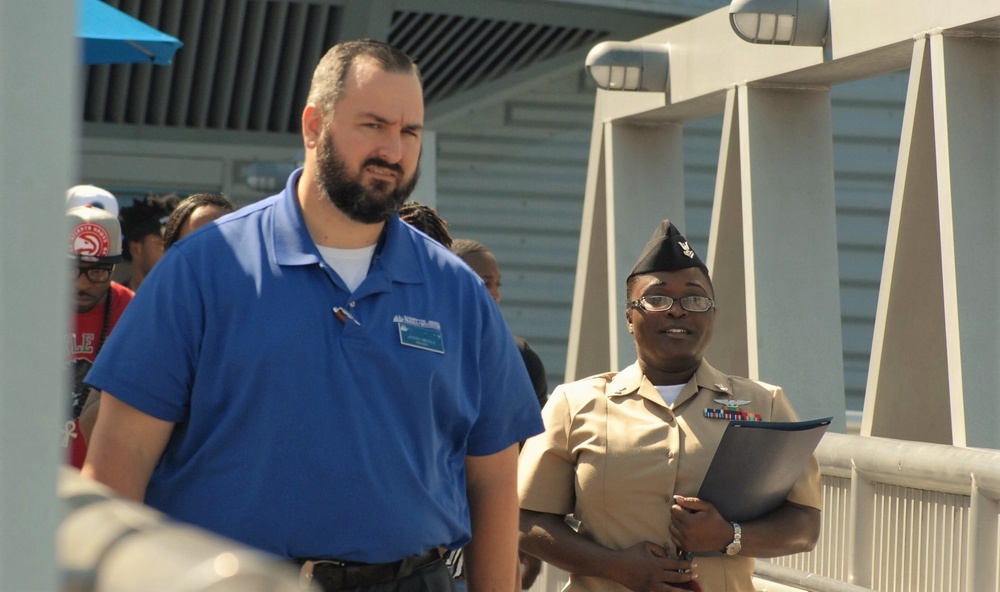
top-left (530, 0), bottom-right (725, 19)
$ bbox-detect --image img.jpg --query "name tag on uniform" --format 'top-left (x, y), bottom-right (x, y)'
top-left (395, 315), bottom-right (445, 354)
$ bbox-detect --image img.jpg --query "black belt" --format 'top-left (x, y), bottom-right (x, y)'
top-left (297, 548), bottom-right (444, 591)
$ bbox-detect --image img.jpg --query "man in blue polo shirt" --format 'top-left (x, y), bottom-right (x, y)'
top-left (83, 39), bottom-right (543, 592)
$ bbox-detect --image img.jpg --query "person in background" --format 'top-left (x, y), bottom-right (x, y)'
top-left (118, 193), bottom-right (179, 291)
top-left (398, 200), bottom-right (452, 249)
top-left (517, 219), bottom-right (822, 592)
top-left (452, 238), bottom-right (548, 409)
top-left (451, 237), bottom-right (549, 591)
top-left (66, 204), bottom-right (133, 469)
top-left (162, 193), bottom-right (236, 250)
top-left (66, 184), bottom-right (120, 217)
top-left (77, 192), bottom-right (239, 442)
top-left (83, 38), bottom-right (542, 592)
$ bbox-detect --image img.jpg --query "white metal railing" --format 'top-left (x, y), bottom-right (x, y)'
top-left (530, 432), bottom-right (1000, 592)
top-left (752, 561), bottom-right (874, 592)
top-left (61, 432), bottom-right (1000, 592)
top-left (765, 433), bottom-right (1000, 592)
top-left (59, 468), bottom-right (310, 592)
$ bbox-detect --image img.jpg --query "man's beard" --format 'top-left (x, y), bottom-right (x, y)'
top-left (315, 131), bottom-right (420, 224)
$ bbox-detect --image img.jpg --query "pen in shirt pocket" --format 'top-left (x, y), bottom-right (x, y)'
top-left (333, 306), bottom-right (361, 326)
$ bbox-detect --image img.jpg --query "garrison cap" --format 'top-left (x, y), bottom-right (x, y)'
top-left (628, 218), bottom-right (708, 280)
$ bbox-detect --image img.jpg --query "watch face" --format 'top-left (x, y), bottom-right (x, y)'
top-left (725, 522), bottom-right (741, 555)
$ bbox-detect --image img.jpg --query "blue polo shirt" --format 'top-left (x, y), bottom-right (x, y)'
top-left (87, 170), bottom-right (543, 562)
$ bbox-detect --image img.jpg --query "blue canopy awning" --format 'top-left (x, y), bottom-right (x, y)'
top-left (78, 0), bottom-right (183, 66)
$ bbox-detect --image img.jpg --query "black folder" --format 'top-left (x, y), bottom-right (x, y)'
top-left (696, 417), bottom-right (832, 524)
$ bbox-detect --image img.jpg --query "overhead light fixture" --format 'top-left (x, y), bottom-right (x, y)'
top-left (585, 41), bottom-right (670, 93)
top-left (729, 0), bottom-right (829, 47)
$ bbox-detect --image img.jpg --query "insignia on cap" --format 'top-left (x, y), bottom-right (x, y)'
top-left (70, 222), bottom-right (112, 259)
top-left (680, 241), bottom-right (695, 259)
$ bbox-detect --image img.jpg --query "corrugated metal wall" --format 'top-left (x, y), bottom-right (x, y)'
top-left (829, 72), bottom-right (908, 410)
top-left (435, 69), bottom-right (908, 409)
top-left (434, 72), bottom-right (595, 391)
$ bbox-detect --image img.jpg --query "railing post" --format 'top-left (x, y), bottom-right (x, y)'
top-left (966, 476), bottom-right (998, 592)
top-left (847, 465), bottom-right (874, 588)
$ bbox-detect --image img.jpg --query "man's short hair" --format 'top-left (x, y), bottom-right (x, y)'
top-left (307, 38), bottom-right (421, 118)
top-left (118, 193), bottom-right (180, 261)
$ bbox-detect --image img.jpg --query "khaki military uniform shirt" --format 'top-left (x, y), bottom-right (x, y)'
top-left (518, 360), bottom-right (822, 592)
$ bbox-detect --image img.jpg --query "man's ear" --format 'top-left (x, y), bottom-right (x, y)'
top-left (302, 103), bottom-right (323, 148)
top-left (128, 240), bottom-right (141, 259)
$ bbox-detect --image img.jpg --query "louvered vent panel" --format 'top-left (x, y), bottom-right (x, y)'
top-left (83, 1), bottom-right (608, 131)
top-left (389, 11), bottom-right (607, 104)
top-left (84, 0), bottom-right (341, 133)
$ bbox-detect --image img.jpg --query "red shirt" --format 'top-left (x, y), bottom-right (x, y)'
top-left (67, 281), bottom-right (133, 468)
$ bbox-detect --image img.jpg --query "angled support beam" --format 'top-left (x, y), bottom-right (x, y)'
top-left (606, 121), bottom-right (685, 370)
top-left (720, 83), bottom-right (845, 429)
top-left (565, 93), bottom-right (613, 381)
top-left (930, 32), bottom-right (1000, 449)
top-left (864, 32), bottom-right (1000, 448)
top-left (705, 87), bottom-right (750, 378)
top-left (861, 36), bottom-right (950, 443)
top-left (566, 91), bottom-right (684, 380)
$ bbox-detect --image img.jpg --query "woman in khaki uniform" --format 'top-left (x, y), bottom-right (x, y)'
top-left (518, 220), bottom-right (821, 592)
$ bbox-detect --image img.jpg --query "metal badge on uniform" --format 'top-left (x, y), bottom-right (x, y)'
top-left (704, 398), bottom-right (761, 421)
top-left (394, 315), bottom-right (445, 354)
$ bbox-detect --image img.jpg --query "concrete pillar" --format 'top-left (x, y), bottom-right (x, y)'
top-left (0, 1), bottom-right (74, 589)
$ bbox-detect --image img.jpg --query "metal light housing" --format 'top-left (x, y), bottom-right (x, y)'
top-left (585, 41), bottom-right (670, 93)
top-left (729, 0), bottom-right (829, 47)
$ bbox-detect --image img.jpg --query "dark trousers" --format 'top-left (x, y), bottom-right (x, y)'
top-left (310, 559), bottom-right (455, 592)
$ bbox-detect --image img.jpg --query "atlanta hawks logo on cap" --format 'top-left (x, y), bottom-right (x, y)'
top-left (70, 222), bottom-right (112, 258)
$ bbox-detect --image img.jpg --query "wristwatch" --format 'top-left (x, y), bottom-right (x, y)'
top-left (724, 522), bottom-right (742, 555)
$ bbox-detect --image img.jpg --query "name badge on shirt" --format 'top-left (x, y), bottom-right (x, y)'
top-left (395, 315), bottom-right (445, 354)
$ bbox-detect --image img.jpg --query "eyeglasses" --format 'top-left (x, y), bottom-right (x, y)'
top-left (74, 267), bottom-right (113, 283)
top-left (627, 295), bottom-right (715, 313)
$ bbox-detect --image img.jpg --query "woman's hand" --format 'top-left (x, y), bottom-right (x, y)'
top-left (520, 510), bottom-right (697, 592)
top-left (518, 551), bottom-right (542, 590)
top-left (606, 541), bottom-right (698, 592)
top-left (669, 496), bottom-right (731, 554)
top-left (670, 496), bottom-right (821, 558)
